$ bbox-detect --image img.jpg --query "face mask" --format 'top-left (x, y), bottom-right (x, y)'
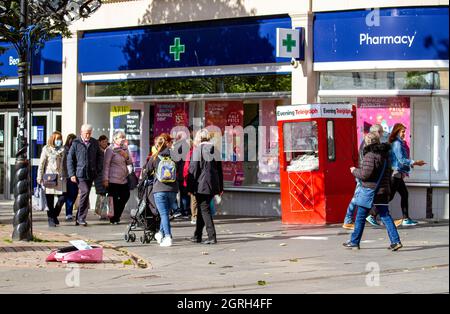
top-left (55, 140), bottom-right (63, 147)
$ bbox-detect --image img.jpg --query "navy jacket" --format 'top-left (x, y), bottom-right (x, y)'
top-left (67, 137), bottom-right (104, 181)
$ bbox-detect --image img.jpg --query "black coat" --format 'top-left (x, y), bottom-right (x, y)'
top-left (352, 143), bottom-right (392, 204)
top-left (67, 137), bottom-right (104, 181)
top-left (187, 142), bottom-right (224, 196)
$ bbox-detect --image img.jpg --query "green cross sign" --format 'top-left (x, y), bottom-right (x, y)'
top-left (282, 34), bottom-right (296, 53)
top-left (169, 37), bottom-right (185, 61)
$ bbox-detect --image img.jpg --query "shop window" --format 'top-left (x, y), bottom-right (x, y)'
top-left (319, 71), bottom-right (446, 90)
top-left (86, 74), bottom-right (291, 97)
top-left (327, 120), bottom-right (335, 161)
top-left (283, 121), bottom-right (319, 172)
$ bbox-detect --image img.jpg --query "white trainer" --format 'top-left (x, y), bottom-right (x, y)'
top-left (154, 232), bottom-right (163, 244)
top-left (160, 236), bottom-right (173, 247)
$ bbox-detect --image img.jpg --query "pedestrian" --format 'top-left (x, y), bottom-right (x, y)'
top-left (173, 129), bottom-right (192, 219)
top-left (37, 131), bottom-right (67, 227)
top-left (343, 124), bottom-right (384, 230)
top-left (182, 130), bottom-right (197, 225)
top-left (188, 129), bottom-right (224, 245)
top-left (67, 124), bottom-right (104, 226)
top-left (343, 132), bottom-right (402, 251)
top-left (94, 135), bottom-right (109, 220)
top-left (389, 123), bottom-right (426, 227)
top-left (145, 133), bottom-right (179, 247)
top-left (102, 131), bottom-right (132, 224)
top-left (63, 133), bottom-right (78, 221)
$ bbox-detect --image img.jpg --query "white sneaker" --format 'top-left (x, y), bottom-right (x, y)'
top-left (191, 218), bottom-right (197, 225)
top-left (160, 236), bottom-right (172, 247)
top-left (154, 232), bottom-right (163, 244)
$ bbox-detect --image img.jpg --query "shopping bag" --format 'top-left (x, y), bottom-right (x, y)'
top-left (32, 185), bottom-right (47, 211)
top-left (106, 195), bottom-right (115, 218)
top-left (95, 195), bottom-right (108, 218)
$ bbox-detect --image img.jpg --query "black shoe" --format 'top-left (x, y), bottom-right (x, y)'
top-left (389, 242), bottom-right (403, 251)
top-left (189, 236), bottom-right (202, 243)
top-left (54, 217), bottom-right (60, 225)
top-left (48, 218), bottom-right (57, 227)
top-left (342, 241), bottom-right (360, 249)
top-left (202, 239), bottom-right (217, 245)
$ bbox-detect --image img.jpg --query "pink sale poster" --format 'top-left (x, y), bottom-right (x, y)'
top-left (357, 97), bottom-right (411, 147)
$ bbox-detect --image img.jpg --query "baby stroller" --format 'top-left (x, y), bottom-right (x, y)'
top-left (124, 173), bottom-right (160, 244)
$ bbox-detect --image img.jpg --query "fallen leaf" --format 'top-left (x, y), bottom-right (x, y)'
top-left (289, 258), bottom-right (299, 262)
top-left (202, 251), bottom-right (209, 255)
top-left (208, 261), bottom-right (216, 265)
top-left (280, 243), bottom-right (287, 246)
top-left (257, 280), bottom-right (267, 286)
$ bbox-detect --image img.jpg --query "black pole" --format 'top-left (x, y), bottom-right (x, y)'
top-left (12, 0), bottom-right (32, 241)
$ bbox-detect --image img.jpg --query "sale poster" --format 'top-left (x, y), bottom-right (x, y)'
top-left (205, 101), bottom-right (244, 183)
top-left (258, 100), bottom-right (280, 183)
top-left (154, 102), bottom-right (189, 137)
top-left (357, 97), bottom-right (411, 147)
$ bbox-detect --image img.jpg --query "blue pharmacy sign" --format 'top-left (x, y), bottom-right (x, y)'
top-left (78, 16), bottom-right (292, 73)
top-left (313, 7), bottom-right (449, 63)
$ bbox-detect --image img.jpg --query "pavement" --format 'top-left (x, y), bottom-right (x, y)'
top-left (0, 200), bottom-right (448, 294)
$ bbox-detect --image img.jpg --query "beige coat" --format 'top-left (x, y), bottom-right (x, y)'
top-left (37, 145), bottom-right (67, 195)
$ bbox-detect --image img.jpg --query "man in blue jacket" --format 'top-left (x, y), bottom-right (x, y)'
top-left (67, 124), bottom-right (104, 226)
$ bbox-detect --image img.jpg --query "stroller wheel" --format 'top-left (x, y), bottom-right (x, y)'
top-left (124, 234), bottom-right (130, 242)
top-left (129, 233), bottom-right (136, 242)
top-left (139, 235), bottom-right (146, 244)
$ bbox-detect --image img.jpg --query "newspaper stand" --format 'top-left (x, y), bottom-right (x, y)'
top-left (277, 104), bottom-right (358, 224)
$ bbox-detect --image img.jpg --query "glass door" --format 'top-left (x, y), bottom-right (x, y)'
top-left (30, 112), bottom-right (51, 190)
top-left (0, 114), bottom-right (5, 199)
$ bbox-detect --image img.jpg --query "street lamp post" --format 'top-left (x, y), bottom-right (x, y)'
top-left (1, 0), bottom-right (102, 241)
top-left (12, 0), bottom-right (31, 240)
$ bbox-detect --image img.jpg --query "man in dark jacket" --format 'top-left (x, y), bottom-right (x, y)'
top-left (67, 124), bottom-right (104, 226)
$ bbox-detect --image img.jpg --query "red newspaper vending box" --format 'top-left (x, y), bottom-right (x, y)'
top-left (277, 104), bottom-right (358, 224)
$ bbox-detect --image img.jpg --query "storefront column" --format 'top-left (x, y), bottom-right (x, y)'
top-left (62, 32), bottom-right (84, 137)
top-left (290, 12), bottom-right (316, 104)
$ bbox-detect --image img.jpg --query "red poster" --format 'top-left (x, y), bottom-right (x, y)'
top-left (205, 101), bottom-right (244, 183)
top-left (154, 102), bottom-right (189, 137)
top-left (258, 100), bottom-right (280, 183)
top-left (357, 97), bottom-right (411, 147)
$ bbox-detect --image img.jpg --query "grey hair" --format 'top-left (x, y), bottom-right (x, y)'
top-left (81, 124), bottom-right (93, 132)
top-left (113, 130), bottom-right (126, 140)
top-left (369, 124), bottom-right (383, 134)
top-left (194, 128), bottom-right (210, 145)
top-left (364, 131), bottom-right (381, 146)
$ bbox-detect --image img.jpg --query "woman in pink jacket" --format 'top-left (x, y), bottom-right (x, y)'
top-left (103, 131), bottom-right (132, 224)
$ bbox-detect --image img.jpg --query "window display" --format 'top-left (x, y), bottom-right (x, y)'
top-left (283, 121), bottom-right (319, 171)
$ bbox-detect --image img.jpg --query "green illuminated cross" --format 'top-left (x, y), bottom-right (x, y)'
top-left (282, 34), bottom-right (296, 52)
top-left (169, 37), bottom-right (185, 61)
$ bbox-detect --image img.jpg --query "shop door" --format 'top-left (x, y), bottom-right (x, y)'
top-left (6, 111), bottom-right (59, 198)
top-left (0, 114), bottom-right (5, 199)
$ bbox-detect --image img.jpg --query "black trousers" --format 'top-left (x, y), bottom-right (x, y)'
top-left (390, 176), bottom-right (409, 219)
top-left (45, 194), bottom-right (65, 219)
top-left (194, 194), bottom-right (216, 241)
top-left (108, 183), bottom-right (130, 223)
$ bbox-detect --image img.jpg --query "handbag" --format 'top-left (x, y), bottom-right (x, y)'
top-left (127, 166), bottom-right (139, 190)
top-left (43, 173), bottom-right (58, 188)
top-left (353, 160), bottom-right (387, 209)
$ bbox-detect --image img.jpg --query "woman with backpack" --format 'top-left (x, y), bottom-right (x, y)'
top-left (103, 131), bottom-right (132, 225)
top-left (145, 133), bottom-right (179, 247)
top-left (187, 129), bottom-right (224, 245)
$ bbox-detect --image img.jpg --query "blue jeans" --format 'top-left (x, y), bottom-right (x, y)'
top-left (154, 192), bottom-right (178, 237)
top-left (344, 181), bottom-right (361, 224)
top-left (65, 180), bottom-right (79, 216)
top-left (350, 204), bottom-right (401, 245)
